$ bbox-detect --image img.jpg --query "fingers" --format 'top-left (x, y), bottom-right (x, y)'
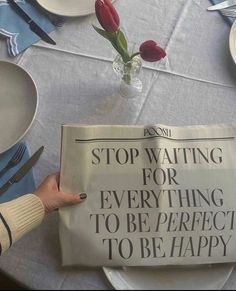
top-left (49, 173), bottom-right (60, 184)
top-left (54, 173), bottom-right (60, 184)
top-left (79, 193), bottom-right (87, 200)
top-left (62, 192), bottom-right (87, 207)
top-left (45, 173), bottom-right (60, 190)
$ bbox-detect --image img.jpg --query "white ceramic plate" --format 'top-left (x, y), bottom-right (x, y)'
top-left (36, 0), bottom-right (114, 17)
top-left (0, 61), bottom-right (37, 154)
top-left (103, 264), bottom-right (234, 290)
top-left (229, 20), bottom-right (236, 64)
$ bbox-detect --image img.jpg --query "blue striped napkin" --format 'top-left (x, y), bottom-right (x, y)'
top-left (0, 143), bottom-right (36, 203)
top-left (210, 0), bottom-right (235, 25)
top-left (0, 0), bottom-right (63, 57)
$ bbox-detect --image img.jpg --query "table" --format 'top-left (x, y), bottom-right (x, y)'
top-left (1, 0), bottom-right (236, 289)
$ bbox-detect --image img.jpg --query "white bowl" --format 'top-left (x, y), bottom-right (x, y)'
top-left (229, 20), bottom-right (236, 65)
top-left (0, 61), bottom-right (38, 154)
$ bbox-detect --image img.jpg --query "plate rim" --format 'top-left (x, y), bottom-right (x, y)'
top-left (102, 264), bottom-right (234, 290)
top-left (35, 0), bottom-right (116, 17)
top-left (229, 20), bottom-right (236, 65)
top-left (0, 61), bottom-right (38, 154)
top-left (35, 0), bottom-right (97, 17)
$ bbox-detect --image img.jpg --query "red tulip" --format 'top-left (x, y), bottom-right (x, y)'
top-left (95, 0), bottom-right (120, 33)
top-left (140, 40), bottom-right (166, 62)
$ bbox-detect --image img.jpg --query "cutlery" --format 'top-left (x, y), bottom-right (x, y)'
top-left (207, 0), bottom-right (236, 11)
top-left (221, 8), bottom-right (236, 16)
top-left (0, 146), bottom-right (44, 196)
top-left (8, 0), bottom-right (56, 45)
top-left (0, 144), bottom-right (26, 178)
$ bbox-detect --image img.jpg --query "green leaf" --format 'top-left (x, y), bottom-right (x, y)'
top-left (93, 26), bottom-right (131, 63)
top-left (92, 25), bottom-right (115, 41)
top-left (115, 30), bottom-right (130, 63)
top-left (93, 25), bottom-right (120, 54)
top-left (116, 30), bottom-right (128, 51)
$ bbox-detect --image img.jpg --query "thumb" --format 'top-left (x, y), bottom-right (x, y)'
top-left (63, 192), bottom-right (87, 206)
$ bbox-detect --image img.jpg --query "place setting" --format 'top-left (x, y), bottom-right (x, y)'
top-left (0, 60), bottom-right (44, 204)
top-left (0, 0), bottom-right (114, 207)
top-left (1, 1), bottom-right (236, 291)
top-left (207, 0), bottom-right (236, 65)
top-left (0, 0), bottom-right (105, 57)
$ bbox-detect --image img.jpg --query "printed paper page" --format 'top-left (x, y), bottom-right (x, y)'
top-left (59, 124), bottom-right (236, 266)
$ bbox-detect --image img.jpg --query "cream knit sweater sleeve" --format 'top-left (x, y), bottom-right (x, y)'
top-left (0, 194), bottom-right (45, 255)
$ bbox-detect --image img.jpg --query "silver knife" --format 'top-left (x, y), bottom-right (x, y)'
top-left (0, 146), bottom-right (44, 196)
top-left (8, 0), bottom-right (56, 45)
top-left (207, 0), bottom-right (236, 10)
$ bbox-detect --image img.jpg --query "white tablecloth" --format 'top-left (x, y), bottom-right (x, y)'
top-left (1, 0), bottom-right (236, 289)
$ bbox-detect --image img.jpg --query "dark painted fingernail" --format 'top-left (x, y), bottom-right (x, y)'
top-left (80, 193), bottom-right (87, 200)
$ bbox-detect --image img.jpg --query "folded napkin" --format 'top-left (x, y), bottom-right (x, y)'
top-left (0, 0), bottom-right (63, 57)
top-left (0, 143), bottom-right (36, 203)
top-left (210, 0), bottom-right (235, 25)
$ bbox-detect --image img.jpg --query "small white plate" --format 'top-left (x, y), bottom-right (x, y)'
top-left (229, 20), bottom-right (236, 64)
top-left (36, 0), bottom-right (101, 17)
top-left (103, 264), bottom-right (234, 290)
top-left (0, 61), bottom-right (37, 154)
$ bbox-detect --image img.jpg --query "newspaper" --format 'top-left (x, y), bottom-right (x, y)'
top-left (59, 124), bottom-right (236, 267)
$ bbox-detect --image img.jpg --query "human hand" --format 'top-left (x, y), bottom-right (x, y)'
top-left (34, 173), bottom-right (87, 214)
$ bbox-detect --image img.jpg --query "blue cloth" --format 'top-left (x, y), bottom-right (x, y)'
top-left (210, 0), bottom-right (235, 25)
top-left (0, 0), bottom-right (61, 56)
top-left (0, 143), bottom-right (36, 203)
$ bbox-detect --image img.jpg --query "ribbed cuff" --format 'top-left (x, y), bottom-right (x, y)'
top-left (1, 194), bottom-right (45, 242)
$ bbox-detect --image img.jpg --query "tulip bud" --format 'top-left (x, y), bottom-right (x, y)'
top-left (95, 0), bottom-right (120, 33)
top-left (140, 40), bottom-right (166, 62)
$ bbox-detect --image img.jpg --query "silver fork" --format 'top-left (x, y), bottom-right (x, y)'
top-left (221, 8), bottom-right (236, 17)
top-left (0, 144), bottom-right (26, 178)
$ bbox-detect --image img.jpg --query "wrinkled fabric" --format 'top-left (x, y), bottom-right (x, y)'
top-left (0, 0), bottom-right (59, 56)
top-left (0, 0), bottom-right (235, 289)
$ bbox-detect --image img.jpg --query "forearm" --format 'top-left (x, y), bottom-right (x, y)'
top-left (0, 194), bottom-right (45, 255)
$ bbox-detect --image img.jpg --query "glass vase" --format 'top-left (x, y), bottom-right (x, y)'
top-left (113, 54), bottom-right (143, 99)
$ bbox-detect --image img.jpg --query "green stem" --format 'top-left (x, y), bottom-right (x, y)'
top-left (123, 73), bottom-right (131, 85)
top-left (122, 54), bottom-right (132, 63)
top-left (130, 52), bottom-right (141, 60)
top-left (112, 47), bottom-right (131, 64)
top-left (122, 62), bottom-right (132, 85)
